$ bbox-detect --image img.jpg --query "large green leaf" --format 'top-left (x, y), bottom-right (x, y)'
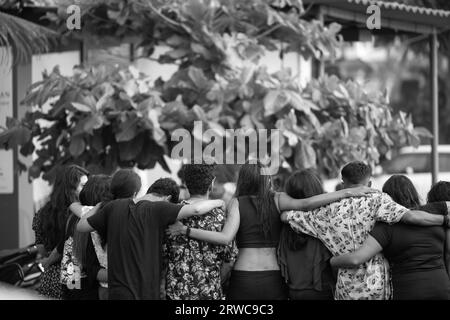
top-left (115, 113), bottom-right (140, 142)
top-left (69, 135), bottom-right (86, 157)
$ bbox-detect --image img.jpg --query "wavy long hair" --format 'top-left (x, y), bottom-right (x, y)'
top-left (39, 165), bottom-right (89, 250)
top-left (234, 161), bottom-right (278, 239)
top-left (382, 175), bottom-right (420, 209)
top-left (284, 169), bottom-right (324, 250)
top-left (72, 175), bottom-right (112, 268)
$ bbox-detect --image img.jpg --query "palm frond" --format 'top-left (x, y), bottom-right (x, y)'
top-left (0, 11), bottom-right (59, 66)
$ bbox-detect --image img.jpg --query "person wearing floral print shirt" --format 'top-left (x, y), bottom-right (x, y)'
top-left (282, 161), bottom-right (449, 300)
top-left (165, 163), bottom-right (238, 300)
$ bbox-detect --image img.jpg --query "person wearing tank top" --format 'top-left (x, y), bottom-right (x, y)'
top-left (167, 161), bottom-right (378, 299)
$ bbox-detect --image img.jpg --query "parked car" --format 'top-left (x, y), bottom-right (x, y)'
top-left (323, 145), bottom-right (450, 204)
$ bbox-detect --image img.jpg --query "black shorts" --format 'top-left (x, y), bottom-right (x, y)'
top-left (227, 270), bottom-right (288, 300)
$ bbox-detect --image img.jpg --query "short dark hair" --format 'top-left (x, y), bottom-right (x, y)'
top-left (181, 163), bottom-right (216, 196)
top-left (427, 181), bottom-right (450, 203)
top-left (341, 161), bottom-right (372, 185)
top-left (110, 169), bottom-right (141, 199)
top-left (147, 178), bottom-right (180, 203)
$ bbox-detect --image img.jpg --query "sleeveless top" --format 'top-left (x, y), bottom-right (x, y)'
top-left (235, 195), bottom-right (282, 248)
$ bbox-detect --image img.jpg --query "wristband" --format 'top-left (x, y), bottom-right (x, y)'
top-left (186, 227), bottom-right (191, 237)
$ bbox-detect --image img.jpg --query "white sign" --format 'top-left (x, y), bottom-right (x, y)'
top-left (0, 47), bottom-right (14, 194)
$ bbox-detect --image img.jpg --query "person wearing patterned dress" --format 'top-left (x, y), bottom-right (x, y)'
top-left (283, 161), bottom-right (449, 300)
top-left (165, 163), bottom-right (238, 300)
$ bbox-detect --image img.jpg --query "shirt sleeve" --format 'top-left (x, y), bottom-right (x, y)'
top-left (87, 203), bottom-right (110, 239)
top-left (286, 206), bottom-right (330, 238)
top-left (151, 201), bottom-right (184, 226)
top-left (419, 202), bottom-right (447, 215)
top-left (369, 222), bottom-right (392, 249)
top-left (374, 193), bottom-right (409, 224)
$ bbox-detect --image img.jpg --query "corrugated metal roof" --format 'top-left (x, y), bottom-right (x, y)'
top-left (347, 0), bottom-right (450, 18)
top-left (303, 0), bottom-right (450, 33)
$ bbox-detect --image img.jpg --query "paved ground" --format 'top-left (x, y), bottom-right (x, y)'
top-left (0, 282), bottom-right (48, 300)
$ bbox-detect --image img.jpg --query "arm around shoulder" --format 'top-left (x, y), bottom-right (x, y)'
top-left (400, 210), bottom-right (444, 226)
top-left (330, 236), bottom-right (382, 268)
top-left (184, 198), bottom-right (240, 245)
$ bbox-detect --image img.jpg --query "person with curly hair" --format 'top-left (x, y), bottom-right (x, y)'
top-left (164, 163), bottom-right (238, 300)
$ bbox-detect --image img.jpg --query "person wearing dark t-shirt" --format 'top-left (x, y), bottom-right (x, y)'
top-left (76, 190), bottom-right (225, 300)
top-left (331, 185), bottom-right (450, 301)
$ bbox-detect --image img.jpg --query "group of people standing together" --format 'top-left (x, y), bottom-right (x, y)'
top-left (32, 160), bottom-right (450, 300)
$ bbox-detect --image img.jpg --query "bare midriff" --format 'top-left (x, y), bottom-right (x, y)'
top-left (233, 247), bottom-right (279, 271)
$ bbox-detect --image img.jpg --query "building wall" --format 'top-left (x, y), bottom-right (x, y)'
top-left (0, 47), bottom-right (18, 249)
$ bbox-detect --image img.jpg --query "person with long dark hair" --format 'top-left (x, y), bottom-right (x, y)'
top-left (382, 175), bottom-right (421, 209)
top-left (167, 161), bottom-right (376, 300)
top-left (330, 178), bottom-right (450, 300)
top-left (60, 175), bottom-right (112, 300)
top-left (278, 169), bottom-right (335, 300)
top-left (32, 164), bottom-right (89, 299)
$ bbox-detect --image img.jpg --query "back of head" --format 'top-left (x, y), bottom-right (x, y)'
top-left (284, 169), bottom-right (324, 250)
top-left (182, 162), bottom-right (216, 197)
top-left (79, 175), bottom-right (113, 206)
top-left (285, 169), bottom-right (324, 200)
top-left (110, 169), bottom-right (141, 199)
top-left (427, 181), bottom-right (450, 203)
top-left (147, 178), bottom-right (180, 203)
top-left (51, 164), bottom-right (89, 207)
top-left (382, 175), bottom-right (420, 209)
top-left (74, 174), bottom-right (112, 267)
top-left (235, 161), bottom-right (270, 197)
top-left (235, 160), bottom-right (277, 240)
top-left (341, 161), bottom-right (372, 186)
top-left (41, 164), bottom-right (89, 249)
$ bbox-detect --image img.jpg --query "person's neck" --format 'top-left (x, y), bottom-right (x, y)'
top-left (344, 183), bottom-right (365, 189)
top-left (134, 194), bottom-right (152, 203)
top-left (187, 194), bottom-right (209, 202)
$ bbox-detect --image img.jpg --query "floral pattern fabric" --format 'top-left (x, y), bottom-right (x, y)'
top-left (286, 193), bottom-right (408, 300)
top-left (164, 201), bottom-right (238, 300)
top-left (32, 206), bottom-right (63, 299)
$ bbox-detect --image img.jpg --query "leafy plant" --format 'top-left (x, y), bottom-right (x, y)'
top-left (0, 0), bottom-right (431, 182)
